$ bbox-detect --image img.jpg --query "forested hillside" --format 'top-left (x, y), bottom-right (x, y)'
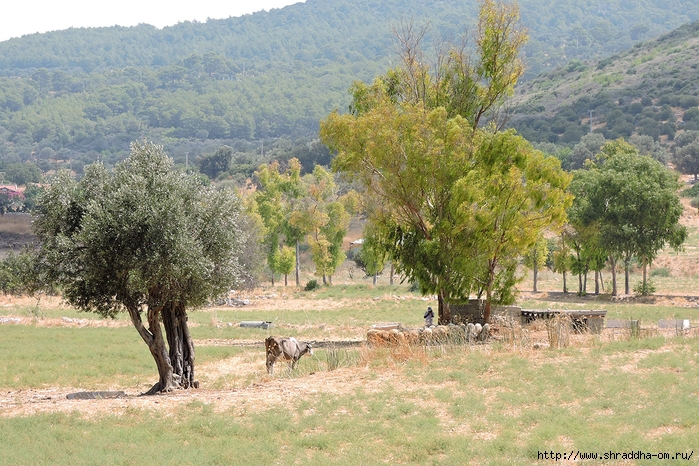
top-left (0, 0), bottom-right (698, 181)
top-left (509, 20), bottom-right (699, 170)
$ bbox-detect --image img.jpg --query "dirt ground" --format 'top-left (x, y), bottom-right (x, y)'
top-left (0, 293), bottom-right (396, 419)
top-left (0, 180), bottom-right (699, 418)
top-left (0, 365), bottom-right (403, 420)
top-left (2, 331), bottom-right (691, 421)
top-left (2, 189), bottom-right (699, 420)
top-left (1, 304), bottom-right (694, 420)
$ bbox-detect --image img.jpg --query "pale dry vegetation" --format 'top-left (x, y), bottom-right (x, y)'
top-left (2, 180), bottom-right (699, 463)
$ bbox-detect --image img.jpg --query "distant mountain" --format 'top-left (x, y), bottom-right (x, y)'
top-left (0, 0), bottom-right (698, 178)
top-left (509, 20), bottom-right (699, 154)
top-left (2, 0), bottom-right (697, 78)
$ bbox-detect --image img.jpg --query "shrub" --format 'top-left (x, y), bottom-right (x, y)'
top-left (650, 267), bottom-right (671, 277)
top-left (683, 107), bottom-right (699, 122)
top-left (628, 102), bottom-right (644, 114)
top-left (681, 184), bottom-right (699, 197)
top-left (546, 314), bottom-right (571, 348)
top-left (633, 280), bottom-right (656, 296)
top-left (679, 96), bottom-right (699, 109)
top-left (304, 279), bottom-right (321, 291)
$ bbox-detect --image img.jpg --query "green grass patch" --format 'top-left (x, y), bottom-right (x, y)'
top-left (650, 267), bottom-right (671, 278)
top-left (3, 282), bottom-right (699, 463)
top-left (0, 326), bottom-right (153, 389)
top-left (681, 184), bottom-right (699, 197)
top-left (2, 325), bottom-right (699, 464)
top-left (0, 301), bottom-right (115, 321)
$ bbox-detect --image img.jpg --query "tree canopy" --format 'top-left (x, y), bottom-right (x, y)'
top-left (251, 158), bottom-right (357, 286)
top-left (31, 141), bottom-right (249, 394)
top-left (568, 139), bottom-right (686, 295)
top-left (321, 0), bottom-right (571, 323)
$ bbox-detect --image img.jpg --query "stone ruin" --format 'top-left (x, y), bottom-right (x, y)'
top-left (449, 299), bottom-right (522, 325)
top-left (366, 322), bottom-right (490, 346)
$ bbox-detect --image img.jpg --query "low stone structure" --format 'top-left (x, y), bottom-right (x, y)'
top-left (366, 323), bottom-right (490, 346)
top-left (446, 300), bottom-right (609, 334)
top-left (240, 321), bottom-right (273, 329)
top-left (522, 309), bottom-right (606, 334)
top-left (449, 299), bottom-right (521, 325)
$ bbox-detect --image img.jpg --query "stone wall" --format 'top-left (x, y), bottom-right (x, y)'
top-left (449, 299), bottom-right (521, 324)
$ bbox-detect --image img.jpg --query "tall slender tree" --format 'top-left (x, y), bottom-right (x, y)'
top-left (523, 235), bottom-right (548, 292)
top-left (552, 229), bottom-right (572, 294)
top-left (301, 165), bottom-right (356, 284)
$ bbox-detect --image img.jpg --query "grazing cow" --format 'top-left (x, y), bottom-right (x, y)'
top-left (265, 336), bottom-right (313, 374)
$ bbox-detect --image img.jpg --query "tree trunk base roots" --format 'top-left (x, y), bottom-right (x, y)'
top-left (142, 380), bottom-right (200, 396)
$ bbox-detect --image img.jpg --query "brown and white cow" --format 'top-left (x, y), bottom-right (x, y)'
top-left (265, 336), bottom-right (313, 375)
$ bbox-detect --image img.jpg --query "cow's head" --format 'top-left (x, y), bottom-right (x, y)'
top-left (305, 341), bottom-right (313, 355)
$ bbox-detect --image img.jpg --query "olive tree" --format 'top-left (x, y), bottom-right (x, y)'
top-left (32, 141), bottom-right (248, 394)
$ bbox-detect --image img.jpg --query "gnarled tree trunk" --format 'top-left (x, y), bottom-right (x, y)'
top-left (162, 302), bottom-right (196, 390)
top-left (127, 301), bottom-right (197, 395)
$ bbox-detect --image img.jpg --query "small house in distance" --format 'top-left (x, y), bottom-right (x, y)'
top-left (0, 186), bottom-right (24, 199)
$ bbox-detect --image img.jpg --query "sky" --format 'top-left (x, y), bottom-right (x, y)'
top-left (0, 0), bottom-right (305, 43)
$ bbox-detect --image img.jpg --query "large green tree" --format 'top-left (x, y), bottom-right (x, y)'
top-left (569, 139), bottom-right (686, 295)
top-left (321, 0), bottom-right (572, 324)
top-left (32, 141), bottom-right (248, 394)
top-left (455, 129), bottom-right (571, 322)
top-left (323, 103), bottom-right (570, 323)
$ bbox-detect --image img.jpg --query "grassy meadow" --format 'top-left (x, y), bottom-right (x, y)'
top-left (1, 218), bottom-right (699, 464)
top-left (1, 282), bottom-right (699, 465)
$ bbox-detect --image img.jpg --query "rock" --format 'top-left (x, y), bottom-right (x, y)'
top-left (390, 329), bottom-right (406, 345)
top-left (67, 391), bottom-right (126, 400)
top-left (404, 330), bottom-right (420, 344)
top-left (477, 323), bottom-right (490, 341)
top-left (0, 317), bottom-right (21, 324)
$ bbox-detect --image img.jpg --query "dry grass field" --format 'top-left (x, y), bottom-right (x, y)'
top-left (1, 190), bottom-right (698, 464)
top-left (1, 276), bottom-right (698, 464)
